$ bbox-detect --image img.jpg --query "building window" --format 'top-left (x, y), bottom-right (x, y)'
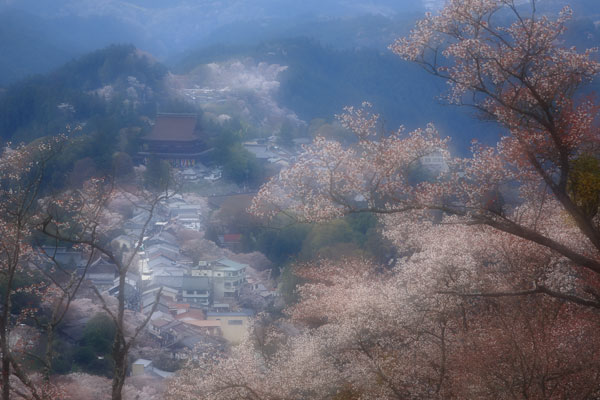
top-left (228, 320), bottom-right (243, 326)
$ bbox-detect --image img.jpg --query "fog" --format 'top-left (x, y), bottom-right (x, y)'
top-left (0, 0), bottom-right (429, 63)
top-left (1, 0), bottom-right (598, 149)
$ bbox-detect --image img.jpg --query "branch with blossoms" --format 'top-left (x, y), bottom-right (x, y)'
top-left (0, 135), bottom-right (72, 400)
top-left (23, 244), bottom-right (100, 388)
top-left (39, 175), bottom-right (174, 400)
top-left (252, 0), bottom-right (600, 311)
top-left (438, 284), bottom-right (600, 310)
top-left (390, 0), bottom-right (600, 247)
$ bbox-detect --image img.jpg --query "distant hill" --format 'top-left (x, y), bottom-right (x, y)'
top-left (192, 13), bottom-right (421, 52)
top-left (0, 8), bottom-right (145, 86)
top-left (176, 38), bottom-right (497, 154)
top-left (1, 0), bottom-right (597, 87)
top-left (0, 44), bottom-right (199, 190)
top-left (0, 44), bottom-right (168, 143)
top-left (0, 0), bottom-right (427, 67)
top-left (0, 10), bottom-right (76, 85)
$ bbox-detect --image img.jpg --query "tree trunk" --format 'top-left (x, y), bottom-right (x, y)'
top-left (1, 272), bottom-right (13, 400)
top-left (1, 354), bottom-right (9, 400)
top-left (111, 270), bottom-right (127, 400)
top-left (42, 324), bottom-right (55, 384)
top-left (111, 337), bottom-right (127, 400)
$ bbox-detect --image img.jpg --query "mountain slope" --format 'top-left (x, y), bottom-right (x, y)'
top-left (177, 39), bottom-right (496, 153)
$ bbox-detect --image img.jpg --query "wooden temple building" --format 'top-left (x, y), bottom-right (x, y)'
top-left (140, 114), bottom-right (208, 167)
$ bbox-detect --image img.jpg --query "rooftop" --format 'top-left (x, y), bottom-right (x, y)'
top-left (216, 258), bottom-right (248, 271)
top-left (175, 310), bottom-right (206, 320)
top-left (182, 276), bottom-right (210, 291)
top-left (243, 143), bottom-right (278, 159)
top-left (133, 359), bottom-right (153, 367)
top-left (150, 318), bottom-right (171, 328)
top-left (145, 114), bottom-right (200, 142)
top-left (181, 319), bottom-right (222, 328)
top-left (207, 310), bottom-right (254, 317)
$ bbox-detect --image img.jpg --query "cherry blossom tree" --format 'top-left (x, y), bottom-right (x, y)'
top-left (208, 0), bottom-right (600, 398)
top-left (0, 135), bottom-right (170, 400)
top-left (169, 222), bottom-right (600, 398)
top-left (0, 136), bottom-right (74, 400)
top-left (40, 178), bottom-right (171, 400)
top-left (252, 0), bottom-right (600, 309)
top-left (168, 1), bottom-right (600, 399)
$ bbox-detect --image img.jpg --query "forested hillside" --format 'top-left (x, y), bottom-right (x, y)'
top-left (177, 39), bottom-right (498, 152)
top-left (0, 45), bottom-right (196, 190)
top-left (0, 44), bottom-right (168, 142)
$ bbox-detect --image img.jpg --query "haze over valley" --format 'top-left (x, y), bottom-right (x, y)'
top-left (1, 1), bottom-right (600, 399)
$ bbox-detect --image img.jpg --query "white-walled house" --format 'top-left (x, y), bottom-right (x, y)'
top-left (190, 258), bottom-right (247, 300)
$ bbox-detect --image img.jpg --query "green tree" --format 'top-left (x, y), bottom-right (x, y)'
top-left (222, 143), bottom-right (263, 186)
top-left (569, 154), bottom-right (600, 218)
top-left (144, 154), bottom-right (172, 190)
top-left (299, 219), bottom-right (362, 260)
top-left (112, 152), bottom-right (134, 181)
top-left (277, 120), bottom-right (295, 148)
top-left (82, 313), bottom-right (116, 355)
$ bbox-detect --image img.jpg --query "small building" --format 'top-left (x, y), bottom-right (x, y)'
top-left (131, 358), bottom-right (174, 379)
top-left (86, 257), bottom-right (118, 290)
top-left (107, 274), bottom-right (140, 310)
top-left (206, 310), bottom-right (254, 344)
top-left (151, 267), bottom-right (185, 290)
top-left (190, 258), bottom-right (247, 301)
top-left (147, 243), bottom-right (180, 261)
top-left (148, 318), bottom-right (172, 340)
top-left (141, 287), bottom-right (179, 315)
top-left (39, 246), bottom-right (86, 270)
top-left (181, 168), bottom-right (199, 182)
top-left (178, 318), bottom-right (222, 336)
top-left (217, 234), bottom-right (243, 251)
top-left (182, 276), bottom-right (210, 305)
top-left (131, 359), bottom-right (153, 377)
top-left (243, 142), bottom-right (278, 161)
top-left (419, 149), bottom-right (449, 175)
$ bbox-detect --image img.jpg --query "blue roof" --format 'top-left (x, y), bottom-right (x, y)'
top-left (216, 258), bottom-right (247, 271)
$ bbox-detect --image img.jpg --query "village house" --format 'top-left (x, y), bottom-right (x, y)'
top-left (39, 246), bottom-right (86, 270)
top-left (190, 258), bottom-right (247, 301)
top-left (206, 310), bottom-right (254, 343)
top-left (217, 233), bottom-right (243, 251)
top-left (107, 273), bottom-right (140, 310)
top-left (85, 256), bottom-right (118, 290)
top-left (162, 198), bottom-right (205, 231)
top-left (419, 148), bottom-right (449, 174)
top-left (181, 276), bottom-right (211, 305)
top-left (131, 359), bottom-right (174, 379)
top-left (141, 286), bottom-right (179, 316)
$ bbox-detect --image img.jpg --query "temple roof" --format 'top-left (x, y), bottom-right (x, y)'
top-left (145, 114), bottom-right (200, 142)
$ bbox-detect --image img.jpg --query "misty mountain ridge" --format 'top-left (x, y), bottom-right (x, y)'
top-left (1, 0), bottom-right (426, 19)
top-left (1, 0), bottom-right (598, 86)
top-left (0, 44), bottom-right (171, 143)
top-left (0, 0), bottom-right (428, 62)
top-left (1, 0), bottom-right (599, 153)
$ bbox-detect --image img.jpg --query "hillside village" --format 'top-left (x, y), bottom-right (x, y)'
top-left (1, 0), bottom-right (600, 398)
top-left (37, 112), bottom-right (304, 380)
top-left (26, 108), bottom-right (451, 383)
top-left (45, 190), bottom-right (277, 378)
